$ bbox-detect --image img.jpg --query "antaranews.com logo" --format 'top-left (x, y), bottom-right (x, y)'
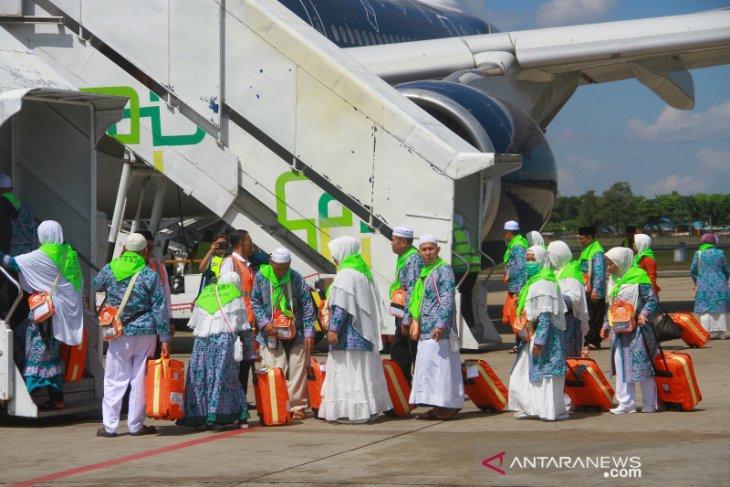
top-left (482, 451), bottom-right (642, 479)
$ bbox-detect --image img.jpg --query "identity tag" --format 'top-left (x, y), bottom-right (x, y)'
top-left (466, 365), bottom-right (479, 379)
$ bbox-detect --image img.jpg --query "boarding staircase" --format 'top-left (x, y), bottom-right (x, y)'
top-left (1, 0), bottom-right (519, 349)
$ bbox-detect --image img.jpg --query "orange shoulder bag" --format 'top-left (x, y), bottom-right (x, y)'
top-left (608, 300), bottom-right (636, 334)
top-left (271, 281), bottom-right (296, 340)
top-left (99, 272), bottom-right (140, 341)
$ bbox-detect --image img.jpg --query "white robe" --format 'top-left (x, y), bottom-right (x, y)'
top-left (508, 340), bottom-right (566, 421)
top-left (410, 337), bottom-right (464, 409)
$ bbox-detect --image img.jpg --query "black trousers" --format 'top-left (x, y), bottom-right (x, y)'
top-left (584, 294), bottom-right (607, 348)
top-left (238, 359), bottom-right (255, 394)
top-left (390, 317), bottom-right (417, 385)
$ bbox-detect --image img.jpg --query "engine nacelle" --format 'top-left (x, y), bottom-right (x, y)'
top-left (396, 80), bottom-right (557, 263)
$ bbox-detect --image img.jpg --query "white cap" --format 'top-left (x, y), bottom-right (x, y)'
top-left (271, 247), bottom-right (292, 263)
top-left (419, 234), bottom-right (438, 245)
top-left (125, 233), bottom-right (147, 252)
top-left (0, 173), bottom-right (11, 188)
top-left (504, 220), bottom-right (520, 232)
top-left (392, 226), bottom-right (414, 239)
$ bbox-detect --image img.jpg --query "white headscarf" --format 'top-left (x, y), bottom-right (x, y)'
top-left (14, 221), bottom-right (83, 345)
top-left (526, 231), bottom-right (544, 248)
top-left (605, 247), bottom-right (640, 307)
top-left (634, 234), bottom-right (651, 254)
top-left (547, 240), bottom-right (588, 336)
top-left (186, 271), bottom-right (250, 337)
top-left (524, 245), bottom-right (566, 331)
top-left (327, 236), bottom-right (385, 351)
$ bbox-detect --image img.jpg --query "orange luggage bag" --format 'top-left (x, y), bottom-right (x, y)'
top-left (462, 359), bottom-right (508, 412)
top-left (654, 351), bottom-right (702, 411)
top-left (307, 358), bottom-right (326, 415)
top-left (667, 312), bottom-right (709, 348)
top-left (254, 367), bottom-right (291, 425)
top-left (564, 357), bottom-right (614, 411)
top-left (382, 359), bottom-right (413, 417)
top-left (146, 358), bottom-right (185, 420)
top-left (59, 329), bottom-right (88, 382)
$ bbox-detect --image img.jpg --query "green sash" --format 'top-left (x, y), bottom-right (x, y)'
top-left (390, 247), bottom-right (417, 295)
top-left (109, 251), bottom-right (146, 281)
top-left (39, 243), bottom-right (82, 292)
top-left (503, 234), bottom-right (529, 263)
top-left (633, 249), bottom-right (655, 266)
top-left (579, 240), bottom-right (604, 264)
top-left (339, 253), bottom-right (372, 280)
top-left (699, 244), bottom-right (715, 251)
top-left (558, 260), bottom-right (585, 284)
top-left (259, 264), bottom-right (292, 316)
top-left (2, 192), bottom-right (21, 210)
top-left (609, 266), bottom-right (652, 299)
top-left (516, 267), bottom-right (558, 316)
top-left (408, 258), bottom-right (446, 322)
top-left (196, 283), bottom-right (242, 315)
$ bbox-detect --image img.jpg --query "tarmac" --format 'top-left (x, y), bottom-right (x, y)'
top-left (1, 274), bottom-right (728, 487)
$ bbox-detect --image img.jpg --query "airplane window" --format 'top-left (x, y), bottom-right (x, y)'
top-left (375, 32), bottom-right (383, 44)
top-left (338, 26), bottom-right (348, 45)
top-left (368, 32), bottom-right (377, 45)
top-left (353, 29), bottom-right (363, 46)
top-left (331, 25), bottom-right (340, 42)
top-left (346, 26), bottom-right (355, 45)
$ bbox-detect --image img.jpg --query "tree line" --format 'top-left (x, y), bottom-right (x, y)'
top-left (545, 182), bottom-right (730, 235)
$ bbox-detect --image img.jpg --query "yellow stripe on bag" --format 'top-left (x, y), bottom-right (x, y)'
top-left (268, 369), bottom-right (279, 424)
top-left (583, 366), bottom-right (613, 403)
top-left (69, 364), bottom-right (80, 381)
top-left (383, 363), bottom-right (408, 410)
top-left (153, 360), bottom-right (162, 417)
top-left (679, 315), bottom-right (707, 345)
top-left (477, 366), bottom-right (506, 407)
top-left (673, 355), bottom-right (698, 407)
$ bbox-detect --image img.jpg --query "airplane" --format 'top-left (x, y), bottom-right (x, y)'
top-left (278, 0), bottom-right (730, 257)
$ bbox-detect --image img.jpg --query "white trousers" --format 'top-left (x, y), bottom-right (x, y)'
top-left (613, 345), bottom-right (657, 411)
top-left (102, 334), bottom-right (157, 434)
top-left (260, 343), bottom-right (308, 411)
top-left (700, 312), bottom-right (727, 339)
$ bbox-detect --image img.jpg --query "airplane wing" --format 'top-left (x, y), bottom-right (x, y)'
top-left (347, 8), bottom-right (730, 112)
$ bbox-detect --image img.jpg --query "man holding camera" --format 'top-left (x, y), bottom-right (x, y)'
top-left (198, 234), bottom-right (229, 289)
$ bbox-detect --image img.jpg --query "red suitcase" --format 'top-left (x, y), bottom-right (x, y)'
top-left (253, 367), bottom-right (291, 425)
top-left (382, 359), bottom-right (413, 417)
top-left (564, 357), bottom-right (614, 411)
top-left (654, 351), bottom-right (702, 411)
top-left (59, 329), bottom-right (88, 382)
top-left (145, 358), bottom-right (185, 420)
top-left (462, 359), bottom-right (508, 412)
top-left (667, 312), bottom-right (709, 348)
top-left (307, 358), bottom-right (326, 415)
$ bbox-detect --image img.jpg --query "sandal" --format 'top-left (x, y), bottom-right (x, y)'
top-left (39, 400), bottom-right (64, 411)
top-left (433, 408), bottom-right (461, 421)
top-left (291, 410), bottom-right (307, 420)
top-left (416, 408), bottom-right (437, 420)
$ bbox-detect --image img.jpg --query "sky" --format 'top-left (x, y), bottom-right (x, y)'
top-left (432, 0), bottom-right (730, 198)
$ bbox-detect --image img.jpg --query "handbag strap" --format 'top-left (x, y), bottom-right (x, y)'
top-left (269, 280), bottom-right (293, 317)
top-left (214, 284), bottom-right (236, 334)
top-left (118, 272), bottom-right (141, 317)
top-left (48, 249), bottom-right (68, 298)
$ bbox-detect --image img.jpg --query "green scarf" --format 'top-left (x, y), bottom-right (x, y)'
top-left (2, 192), bottom-right (21, 210)
top-left (109, 251), bottom-right (146, 282)
top-left (339, 253), bottom-right (373, 280)
top-left (408, 257), bottom-right (446, 322)
top-left (699, 244), bottom-right (715, 251)
top-left (195, 283), bottom-right (242, 315)
top-left (503, 235), bottom-right (529, 263)
top-left (558, 260), bottom-right (584, 284)
top-left (259, 264), bottom-right (293, 316)
top-left (390, 247), bottom-right (417, 295)
top-left (39, 243), bottom-right (82, 292)
top-left (579, 240), bottom-right (604, 264)
top-left (633, 249), bottom-right (655, 266)
top-left (516, 267), bottom-right (558, 316)
top-left (609, 266), bottom-right (652, 299)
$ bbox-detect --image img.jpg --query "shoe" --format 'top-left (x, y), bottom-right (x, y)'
top-left (291, 410), bottom-right (307, 421)
top-left (556, 412), bottom-right (570, 421)
top-left (641, 408), bottom-right (656, 413)
top-left (130, 425), bottom-right (157, 436)
top-left (39, 400), bottom-right (64, 411)
top-left (509, 346), bottom-right (519, 354)
top-left (96, 427), bottom-right (117, 438)
top-left (513, 412), bottom-right (529, 419)
top-left (610, 406), bottom-right (637, 415)
top-left (587, 344), bottom-right (601, 351)
top-left (416, 408), bottom-right (437, 420)
top-left (433, 407), bottom-right (460, 421)
top-left (238, 420), bottom-right (249, 429)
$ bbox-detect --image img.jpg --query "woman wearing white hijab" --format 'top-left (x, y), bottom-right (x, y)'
top-left (547, 241), bottom-right (589, 358)
top-left (181, 271), bottom-right (252, 429)
top-left (319, 236), bottom-right (392, 423)
top-left (526, 231), bottom-right (545, 248)
top-left (633, 234), bottom-right (660, 298)
top-left (600, 247), bottom-right (659, 414)
top-left (0, 220), bottom-right (83, 410)
top-left (508, 245), bottom-right (568, 421)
